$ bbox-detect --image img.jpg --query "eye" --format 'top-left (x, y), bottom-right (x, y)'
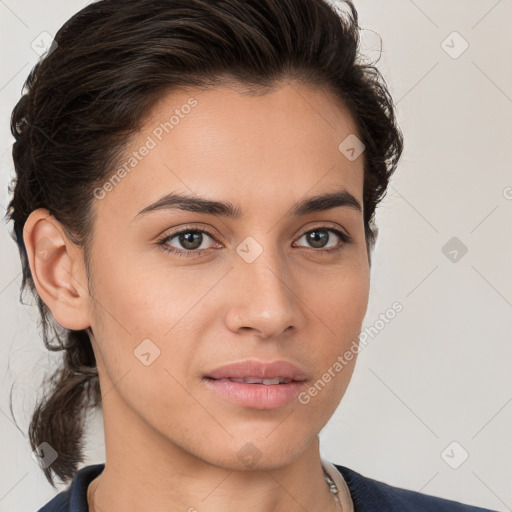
top-left (293, 226), bottom-right (351, 251)
top-left (157, 226), bottom-right (219, 257)
top-left (156, 224), bottom-right (352, 258)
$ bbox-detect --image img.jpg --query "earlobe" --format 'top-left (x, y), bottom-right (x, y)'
top-left (22, 208), bottom-right (91, 331)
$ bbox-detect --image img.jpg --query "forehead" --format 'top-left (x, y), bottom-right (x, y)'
top-left (95, 81), bottom-right (365, 218)
top-left (142, 80), bottom-right (361, 149)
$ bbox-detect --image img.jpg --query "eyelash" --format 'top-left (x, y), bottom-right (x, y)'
top-left (156, 224), bottom-right (353, 258)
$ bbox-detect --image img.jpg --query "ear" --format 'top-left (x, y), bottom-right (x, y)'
top-left (22, 208), bottom-right (91, 331)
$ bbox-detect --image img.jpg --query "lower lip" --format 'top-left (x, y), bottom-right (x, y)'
top-left (203, 378), bottom-right (307, 409)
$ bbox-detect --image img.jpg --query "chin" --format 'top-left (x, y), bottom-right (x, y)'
top-left (185, 428), bottom-right (317, 472)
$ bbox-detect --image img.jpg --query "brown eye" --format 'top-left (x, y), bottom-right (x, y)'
top-left (305, 229), bottom-right (330, 248)
top-left (158, 228), bottom-right (218, 256)
top-left (295, 227), bottom-right (350, 250)
top-left (176, 231), bottom-right (205, 250)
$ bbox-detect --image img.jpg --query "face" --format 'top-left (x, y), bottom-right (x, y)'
top-left (84, 80), bottom-right (370, 470)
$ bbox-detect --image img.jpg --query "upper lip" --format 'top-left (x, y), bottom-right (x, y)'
top-left (205, 359), bottom-right (308, 381)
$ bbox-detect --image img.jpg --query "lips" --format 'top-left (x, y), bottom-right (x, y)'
top-left (222, 377), bottom-right (291, 385)
top-left (203, 360), bottom-right (308, 409)
top-left (205, 359), bottom-right (308, 382)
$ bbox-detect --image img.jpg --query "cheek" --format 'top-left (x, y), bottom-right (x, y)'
top-left (87, 259), bottom-right (211, 428)
top-left (87, 254), bottom-right (227, 395)
top-left (292, 260), bottom-right (369, 407)
top-left (92, 249), bottom-right (221, 336)
top-left (303, 258), bottom-right (370, 338)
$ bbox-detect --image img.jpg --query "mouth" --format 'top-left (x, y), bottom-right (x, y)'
top-left (204, 359), bottom-right (308, 381)
top-left (208, 376), bottom-right (296, 385)
top-left (203, 359), bottom-right (308, 409)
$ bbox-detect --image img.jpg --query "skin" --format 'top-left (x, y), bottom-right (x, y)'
top-left (23, 80), bottom-right (371, 512)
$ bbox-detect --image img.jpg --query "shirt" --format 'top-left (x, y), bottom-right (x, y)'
top-left (37, 461), bottom-right (499, 511)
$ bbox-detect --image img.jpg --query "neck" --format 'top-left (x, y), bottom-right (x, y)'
top-left (89, 444), bottom-right (338, 512)
top-left (87, 406), bottom-right (338, 512)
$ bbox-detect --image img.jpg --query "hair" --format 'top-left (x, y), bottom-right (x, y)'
top-left (5, 0), bottom-right (403, 488)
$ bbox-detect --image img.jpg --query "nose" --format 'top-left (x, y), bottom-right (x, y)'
top-left (224, 247), bottom-right (305, 339)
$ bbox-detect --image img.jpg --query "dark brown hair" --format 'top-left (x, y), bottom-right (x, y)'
top-left (5, 0), bottom-right (403, 488)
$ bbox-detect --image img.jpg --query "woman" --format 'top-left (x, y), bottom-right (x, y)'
top-left (6, 0), bottom-right (498, 510)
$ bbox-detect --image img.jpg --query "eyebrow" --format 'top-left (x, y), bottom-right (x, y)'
top-left (133, 187), bottom-right (362, 220)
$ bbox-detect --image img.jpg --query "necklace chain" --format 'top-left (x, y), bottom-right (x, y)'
top-left (324, 471), bottom-right (343, 511)
top-left (89, 471), bottom-right (342, 511)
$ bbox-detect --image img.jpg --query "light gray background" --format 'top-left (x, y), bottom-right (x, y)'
top-left (1, 0), bottom-right (511, 511)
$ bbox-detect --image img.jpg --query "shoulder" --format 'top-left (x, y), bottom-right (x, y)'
top-left (37, 463), bottom-right (105, 512)
top-left (334, 464), bottom-right (499, 512)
